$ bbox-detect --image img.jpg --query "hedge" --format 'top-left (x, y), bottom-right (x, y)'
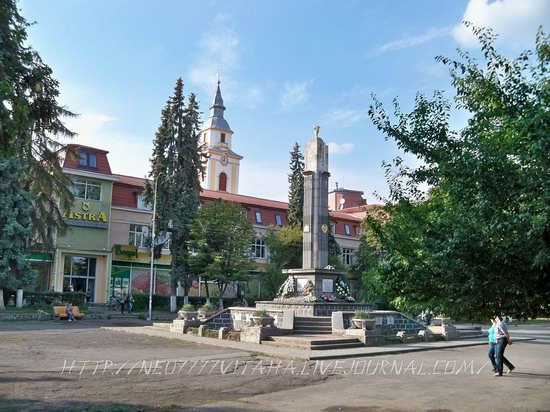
top-left (130, 293), bottom-right (242, 312)
top-left (23, 291), bottom-right (87, 306)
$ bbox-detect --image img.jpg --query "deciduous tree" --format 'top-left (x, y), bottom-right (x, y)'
top-left (361, 25), bottom-right (550, 319)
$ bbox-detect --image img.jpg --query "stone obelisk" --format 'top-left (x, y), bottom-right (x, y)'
top-left (280, 126), bottom-right (344, 298)
top-left (303, 125), bottom-right (329, 269)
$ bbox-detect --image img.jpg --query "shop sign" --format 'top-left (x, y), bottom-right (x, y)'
top-left (63, 201), bottom-right (108, 229)
top-left (113, 244), bottom-right (139, 260)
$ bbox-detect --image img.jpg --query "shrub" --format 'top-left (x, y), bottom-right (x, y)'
top-left (181, 304), bottom-right (196, 311)
top-left (198, 303), bottom-right (215, 311)
top-left (253, 309), bottom-right (269, 317)
top-left (23, 291), bottom-right (87, 306)
top-left (353, 310), bottom-right (371, 319)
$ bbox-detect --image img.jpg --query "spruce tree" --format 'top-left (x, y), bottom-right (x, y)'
top-left (1, 1), bottom-right (75, 248)
top-left (145, 79), bottom-right (206, 310)
top-left (1, 0), bottom-right (75, 305)
top-left (0, 159), bottom-right (35, 309)
top-left (287, 142), bottom-right (304, 227)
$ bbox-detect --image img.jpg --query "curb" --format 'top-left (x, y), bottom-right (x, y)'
top-left (103, 326), bottom-right (535, 361)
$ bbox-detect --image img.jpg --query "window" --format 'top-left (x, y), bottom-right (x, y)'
top-left (136, 194), bottom-right (151, 210)
top-left (71, 178), bottom-right (101, 201)
top-left (63, 255), bottom-right (96, 300)
top-left (129, 224), bottom-right (150, 248)
top-left (219, 172), bottom-right (227, 191)
top-left (251, 238), bottom-right (267, 259)
top-left (79, 151), bottom-right (97, 168)
top-left (275, 214), bottom-right (282, 226)
top-left (156, 231), bottom-right (171, 251)
top-left (255, 211), bottom-right (263, 224)
top-left (344, 224), bottom-right (351, 236)
top-left (341, 248), bottom-right (355, 266)
top-left (221, 133), bottom-right (226, 143)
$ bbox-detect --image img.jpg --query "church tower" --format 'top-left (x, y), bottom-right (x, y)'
top-left (200, 79), bottom-right (243, 193)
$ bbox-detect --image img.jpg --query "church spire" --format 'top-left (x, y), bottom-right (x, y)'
top-left (205, 77), bottom-right (232, 132)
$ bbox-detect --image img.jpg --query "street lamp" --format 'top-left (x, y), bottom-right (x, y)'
top-left (147, 173), bottom-right (162, 322)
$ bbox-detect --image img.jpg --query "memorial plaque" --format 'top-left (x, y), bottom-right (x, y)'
top-left (322, 279), bottom-right (334, 293)
top-left (297, 278), bottom-right (308, 292)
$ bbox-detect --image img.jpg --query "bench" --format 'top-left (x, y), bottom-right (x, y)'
top-left (53, 306), bottom-right (85, 320)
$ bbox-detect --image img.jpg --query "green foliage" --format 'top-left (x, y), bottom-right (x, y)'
top-left (259, 264), bottom-right (288, 300)
top-left (180, 304), bottom-right (196, 311)
top-left (264, 225), bottom-right (303, 269)
top-left (127, 293), bottom-right (237, 312)
top-left (361, 25), bottom-right (550, 319)
top-left (22, 291), bottom-right (87, 306)
top-left (144, 78), bottom-right (206, 296)
top-left (352, 310), bottom-right (371, 319)
top-left (0, 0), bottom-right (75, 252)
top-left (0, 159), bottom-right (35, 289)
top-left (253, 309), bottom-right (269, 317)
top-left (198, 303), bottom-right (215, 311)
top-left (287, 142), bottom-right (304, 228)
top-left (188, 199), bottom-right (256, 301)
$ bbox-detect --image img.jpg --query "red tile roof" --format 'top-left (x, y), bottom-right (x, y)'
top-left (112, 174), bottom-right (363, 222)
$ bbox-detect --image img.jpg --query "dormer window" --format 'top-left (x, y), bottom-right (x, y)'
top-left (79, 151), bottom-right (97, 168)
top-left (221, 133), bottom-right (226, 143)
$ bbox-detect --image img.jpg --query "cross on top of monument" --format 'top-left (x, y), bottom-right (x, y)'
top-left (314, 125), bottom-right (320, 139)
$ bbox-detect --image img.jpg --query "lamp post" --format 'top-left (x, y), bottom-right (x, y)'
top-left (147, 174), bottom-right (162, 322)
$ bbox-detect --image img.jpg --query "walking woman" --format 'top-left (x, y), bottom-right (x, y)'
top-left (488, 317), bottom-right (515, 374)
top-left (493, 316), bottom-right (515, 377)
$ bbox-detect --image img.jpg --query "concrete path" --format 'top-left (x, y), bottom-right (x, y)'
top-left (104, 325), bottom-right (534, 360)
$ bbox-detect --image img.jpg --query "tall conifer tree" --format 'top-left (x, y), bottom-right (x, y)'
top-left (287, 142), bottom-right (304, 228)
top-left (1, 0), bottom-right (75, 307)
top-left (145, 79), bottom-right (206, 309)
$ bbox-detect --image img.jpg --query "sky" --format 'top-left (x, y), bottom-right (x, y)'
top-left (19, 0), bottom-right (550, 203)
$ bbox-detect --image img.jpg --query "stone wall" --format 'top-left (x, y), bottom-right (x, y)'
top-left (204, 310), bottom-right (233, 329)
top-left (342, 310), bottom-right (425, 335)
top-left (256, 301), bottom-right (372, 317)
top-left (203, 307), bottom-right (285, 331)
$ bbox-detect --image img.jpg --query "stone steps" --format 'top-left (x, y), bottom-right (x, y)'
top-left (265, 335), bottom-right (363, 350)
top-left (108, 313), bottom-right (140, 319)
top-left (293, 316), bottom-right (332, 335)
top-left (148, 323), bottom-right (171, 331)
top-left (457, 326), bottom-right (484, 339)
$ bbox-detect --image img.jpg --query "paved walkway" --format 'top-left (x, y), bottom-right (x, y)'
top-left (104, 325), bottom-right (534, 360)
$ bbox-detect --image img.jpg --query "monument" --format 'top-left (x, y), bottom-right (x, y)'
top-left (275, 126), bottom-right (350, 301)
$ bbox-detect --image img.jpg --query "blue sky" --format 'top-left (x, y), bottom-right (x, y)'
top-left (20, 0), bottom-right (550, 203)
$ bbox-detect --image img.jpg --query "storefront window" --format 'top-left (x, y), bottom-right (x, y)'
top-left (28, 261), bottom-right (52, 291)
top-left (63, 255), bottom-right (97, 300)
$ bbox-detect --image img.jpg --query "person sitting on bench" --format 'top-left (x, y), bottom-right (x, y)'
top-left (66, 303), bottom-right (75, 322)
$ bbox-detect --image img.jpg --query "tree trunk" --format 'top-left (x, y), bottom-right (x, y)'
top-left (205, 281), bottom-right (210, 304)
top-left (170, 295), bottom-right (177, 312)
top-left (16, 289), bottom-right (23, 308)
top-left (183, 295), bottom-right (189, 305)
top-left (0, 288), bottom-right (5, 311)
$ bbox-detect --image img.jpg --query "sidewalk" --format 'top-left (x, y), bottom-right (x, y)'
top-left (104, 325), bottom-right (534, 360)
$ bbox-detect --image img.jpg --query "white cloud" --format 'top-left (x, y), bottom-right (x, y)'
top-left (63, 113), bottom-right (152, 178)
top-left (280, 80), bottom-right (314, 111)
top-left (369, 27), bottom-right (452, 56)
top-left (327, 142), bottom-right (354, 155)
top-left (188, 24), bottom-right (241, 94)
top-left (326, 108), bottom-right (368, 127)
top-left (453, 0), bottom-right (550, 48)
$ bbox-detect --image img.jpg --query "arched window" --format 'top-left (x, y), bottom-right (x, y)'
top-left (219, 172), bottom-right (227, 192)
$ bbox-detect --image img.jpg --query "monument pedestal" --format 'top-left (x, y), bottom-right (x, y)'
top-left (281, 268), bottom-right (345, 298)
